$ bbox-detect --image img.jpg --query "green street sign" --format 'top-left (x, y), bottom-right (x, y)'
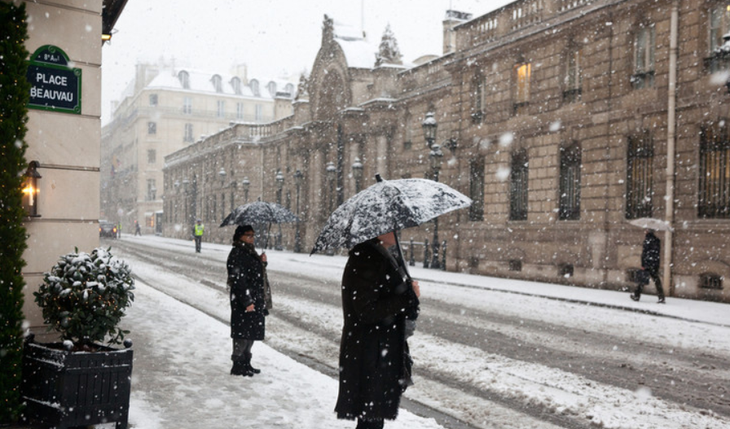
top-left (27, 45), bottom-right (82, 114)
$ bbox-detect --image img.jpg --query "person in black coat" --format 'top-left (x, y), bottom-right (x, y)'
top-left (227, 225), bottom-right (269, 376)
top-left (335, 232), bottom-right (420, 429)
top-left (631, 228), bottom-right (666, 303)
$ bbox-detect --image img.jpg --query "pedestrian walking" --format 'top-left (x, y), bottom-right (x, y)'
top-left (631, 228), bottom-right (666, 303)
top-left (226, 225), bottom-right (270, 377)
top-left (134, 221), bottom-right (141, 236)
top-left (194, 219), bottom-right (204, 253)
top-left (335, 231), bottom-right (420, 429)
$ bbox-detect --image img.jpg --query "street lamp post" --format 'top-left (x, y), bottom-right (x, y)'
top-left (294, 169), bottom-right (303, 253)
top-left (430, 145), bottom-right (444, 269)
top-left (242, 177), bottom-right (250, 203)
top-left (275, 170), bottom-right (284, 250)
top-left (326, 161), bottom-right (337, 255)
top-left (422, 112), bottom-right (437, 149)
top-left (352, 157), bottom-right (363, 193)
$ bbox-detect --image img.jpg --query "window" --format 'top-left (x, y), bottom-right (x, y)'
top-left (236, 103), bottom-right (244, 120)
top-left (231, 77), bottom-right (242, 95)
top-left (632, 24), bottom-right (655, 89)
top-left (184, 123), bottom-right (194, 142)
top-left (559, 143), bottom-right (581, 220)
top-left (178, 71), bottom-right (190, 89)
top-left (147, 179), bottom-right (156, 201)
top-left (255, 104), bottom-right (263, 122)
top-left (149, 94), bottom-right (158, 106)
top-left (700, 273), bottom-right (724, 290)
top-left (217, 100), bottom-right (225, 118)
top-left (147, 149), bottom-right (156, 164)
top-left (469, 157), bottom-right (485, 221)
top-left (472, 72), bottom-right (486, 123)
top-left (564, 47), bottom-right (582, 102)
top-left (708, 4), bottom-right (730, 72)
top-left (212, 75), bottom-right (223, 93)
top-left (148, 122), bottom-right (157, 135)
top-left (626, 131), bottom-right (654, 219)
top-left (513, 61), bottom-right (531, 115)
top-left (510, 149), bottom-right (529, 221)
top-left (699, 122), bottom-right (730, 218)
top-left (183, 97), bottom-right (192, 114)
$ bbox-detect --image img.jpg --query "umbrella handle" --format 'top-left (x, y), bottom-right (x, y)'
top-left (392, 230), bottom-right (412, 281)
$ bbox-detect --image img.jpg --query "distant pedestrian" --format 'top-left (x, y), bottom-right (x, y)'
top-left (335, 231), bottom-right (420, 429)
top-left (194, 219), bottom-right (204, 253)
top-left (226, 225), bottom-right (270, 377)
top-left (631, 228), bottom-right (665, 303)
top-left (134, 221), bottom-right (141, 236)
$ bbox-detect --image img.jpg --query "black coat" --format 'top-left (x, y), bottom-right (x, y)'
top-left (335, 239), bottom-right (419, 421)
top-left (641, 231), bottom-right (661, 271)
top-left (227, 242), bottom-right (267, 340)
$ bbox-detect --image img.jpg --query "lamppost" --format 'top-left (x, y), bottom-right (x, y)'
top-left (275, 169), bottom-right (284, 250)
top-left (294, 169), bottom-right (303, 253)
top-left (242, 176), bottom-right (250, 203)
top-left (326, 161), bottom-right (337, 255)
top-left (218, 167), bottom-right (226, 187)
top-left (182, 177), bottom-right (190, 225)
top-left (429, 144), bottom-right (444, 269)
top-left (352, 157), bottom-right (363, 193)
top-left (422, 111), bottom-right (437, 149)
top-left (326, 161), bottom-right (336, 213)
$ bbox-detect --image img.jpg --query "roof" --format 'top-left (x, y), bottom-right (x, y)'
top-left (145, 68), bottom-right (294, 100)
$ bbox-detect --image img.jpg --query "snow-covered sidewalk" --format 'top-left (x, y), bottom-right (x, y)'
top-left (117, 235), bottom-right (730, 429)
top-left (126, 278), bottom-right (443, 429)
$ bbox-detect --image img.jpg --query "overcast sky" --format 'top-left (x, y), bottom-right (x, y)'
top-left (101, 0), bottom-right (514, 123)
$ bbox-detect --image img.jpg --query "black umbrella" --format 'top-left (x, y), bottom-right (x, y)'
top-left (220, 200), bottom-right (298, 249)
top-left (311, 175), bottom-right (472, 272)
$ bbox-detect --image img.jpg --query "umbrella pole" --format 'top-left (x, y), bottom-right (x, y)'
top-left (392, 230), bottom-right (412, 281)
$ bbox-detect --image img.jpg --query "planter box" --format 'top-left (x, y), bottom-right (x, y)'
top-left (21, 338), bottom-right (133, 429)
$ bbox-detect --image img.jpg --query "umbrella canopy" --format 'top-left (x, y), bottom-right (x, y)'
top-left (628, 217), bottom-right (673, 232)
top-left (219, 201), bottom-right (298, 227)
top-left (311, 175), bottom-right (472, 254)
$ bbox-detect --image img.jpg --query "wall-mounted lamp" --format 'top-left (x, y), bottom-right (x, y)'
top-left (22, 161), bottom-right (42, 217)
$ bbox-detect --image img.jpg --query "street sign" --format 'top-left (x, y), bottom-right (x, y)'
top-left (26, 45), bottom-right (82, 114)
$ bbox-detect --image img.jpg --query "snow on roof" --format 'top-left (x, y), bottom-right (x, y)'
top-left (145, 68), bottom-right (293, 99)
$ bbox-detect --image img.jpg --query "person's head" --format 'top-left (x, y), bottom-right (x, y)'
top-left (196, 219), bottom-right (201, 224)
top-left (377, 231), bottom-right (397, 248)
top-left (645, 228), bottom-right (655, 235)
top-left (234, 225), bottom-right (255, 244)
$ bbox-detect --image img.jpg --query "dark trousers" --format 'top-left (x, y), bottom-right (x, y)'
top-left (194, 236), bottom-right (202, 252)
top-left (635, 267), bottom-right (665, 299)
top-left (356, 418), bottom-right (384, 429)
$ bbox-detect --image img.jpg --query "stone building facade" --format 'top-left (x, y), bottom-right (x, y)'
top-left (17, 0), bottom-right (127, 337)
top-left (162, 1), bottom-right (730, 302)
top-left (101, 61), bottom-right (295, 234)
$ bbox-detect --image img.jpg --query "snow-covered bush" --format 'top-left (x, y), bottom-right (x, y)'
top-left (34, 247), bottom-right (135, 347)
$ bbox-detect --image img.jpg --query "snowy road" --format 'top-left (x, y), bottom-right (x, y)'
top-left (108, 235), bottom-right (730, 429)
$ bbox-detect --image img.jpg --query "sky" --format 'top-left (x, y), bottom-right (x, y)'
top-left (112, 234), bottom-right (730, 428)
top-left (100, 0), bottom-right (515, 123)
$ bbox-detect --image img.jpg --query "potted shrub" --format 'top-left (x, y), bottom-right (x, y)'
top-left (22, 247), bottom-right (135, 429)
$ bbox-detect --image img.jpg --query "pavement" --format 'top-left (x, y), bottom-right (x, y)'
top-left (14, 235), bottom-right (730, 428)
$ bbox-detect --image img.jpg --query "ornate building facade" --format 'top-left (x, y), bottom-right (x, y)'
top-left (162, 1), bottom-right (730, 302)
top-left (101, 61), bottom-right (295, 234)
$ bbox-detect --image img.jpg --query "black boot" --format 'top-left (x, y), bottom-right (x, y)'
top-left (245, 352), bottom-right (261, 374)
top-left (231, 355), bottom-right (254, 377)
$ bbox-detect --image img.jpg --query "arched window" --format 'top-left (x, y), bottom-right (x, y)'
top-left (231, 77), bottom-right (242, 95)
top-left (626, 130), bottom-right (654, 219)
top-left (510, 149), bottom-right (529, 221)
top-left (267, 81), bottom-right (277, 97)
top-left (559, 142), bottom-right (581, 220)
top-left (211, 75), bottom-right (223, 93)
top-left (178, 70), bottom-right (190, 89)
top-left (250, 79), bottom-right (260, 96)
